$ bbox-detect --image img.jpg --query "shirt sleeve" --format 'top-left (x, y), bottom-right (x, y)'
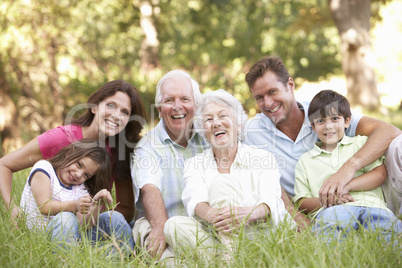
top-left (346, 111), bottom-right (363, 137)
top-left (293, 155), bottom-right (314, 203)
top-left (254, 150), bottom-right (287, 226)
top-left (182, 155), bottom-right (209, 218)
top-left (355, 135), bottom-right (385, 173)
top-left (37, 125), bottom-right (83, 159)
top-left (131, 138), bottom-right (164, 204)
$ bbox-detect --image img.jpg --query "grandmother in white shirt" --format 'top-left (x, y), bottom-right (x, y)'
top-left (164, 89), bottom-right (295, 262)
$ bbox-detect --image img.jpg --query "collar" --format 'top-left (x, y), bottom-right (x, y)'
top-left (158, 118), bottom-right (198, 147)
top-left (311, 135), bottom-right (354, 156)
top-left (205, 142), bottom-right (249, 169)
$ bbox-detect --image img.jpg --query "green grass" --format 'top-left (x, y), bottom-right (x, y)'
top-left (1, 170), bottom-right (401, 267)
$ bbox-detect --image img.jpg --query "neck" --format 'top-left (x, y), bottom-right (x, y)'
top-left (212, 141), bottom-right (238, 174)
top-left (276, 103), bottom-right (304, 142)
top-left (82, 124), bottom-right (103, 141)
top-left (169, 128), bottom-right (192, 148)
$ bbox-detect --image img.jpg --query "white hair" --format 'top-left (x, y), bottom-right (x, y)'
top-left (194, 89), bottom-right (248, 139)
top-left (155, 70), bottom-right (201, 108)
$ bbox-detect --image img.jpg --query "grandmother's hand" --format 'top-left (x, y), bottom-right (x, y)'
top-left (213, 206), bottom-right (255, 234)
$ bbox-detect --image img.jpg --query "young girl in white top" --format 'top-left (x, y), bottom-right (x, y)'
top-left (20, 139), bottom-right (113, 247)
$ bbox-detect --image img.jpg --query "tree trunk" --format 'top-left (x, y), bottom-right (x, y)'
top-left (139, 0), bottom-right (160, 73)
top-left (0, 60), bottom-right (22, 156)
top-left (329, 0), bottom-right (380, 111)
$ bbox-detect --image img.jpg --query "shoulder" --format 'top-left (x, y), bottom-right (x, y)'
top-left (29, 160), bottom-right (55, 183)
top-left (32, 160), bottom-right (53, 171)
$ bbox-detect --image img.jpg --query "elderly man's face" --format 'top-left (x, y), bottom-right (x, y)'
top-left (158, 76), bottom-right (195, 143)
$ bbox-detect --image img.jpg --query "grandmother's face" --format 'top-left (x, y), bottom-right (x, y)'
top-left (202, 102), bottom-right (239, 148)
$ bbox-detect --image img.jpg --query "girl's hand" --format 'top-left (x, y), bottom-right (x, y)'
top-left (77, 195), bottom-right (92, 214)
top-left (92, 189), bottom-right (113, 205)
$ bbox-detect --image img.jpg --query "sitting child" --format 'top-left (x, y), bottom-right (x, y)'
top-left (20, 138), bottom-right (113, 248)
top-left (293, 90), bottom-right (402, 244)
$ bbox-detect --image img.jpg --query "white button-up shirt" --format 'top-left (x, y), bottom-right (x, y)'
top-left (182, 142), bottom-right (290, 226)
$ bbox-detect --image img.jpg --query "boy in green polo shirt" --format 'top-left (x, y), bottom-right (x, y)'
top-left (293, 89), bottom-right (401, 243)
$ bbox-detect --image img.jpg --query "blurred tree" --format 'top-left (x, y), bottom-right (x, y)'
top-left (0, 0), bottom-right (395, 156)
top-left (328, 0), bottom-right (390, 111)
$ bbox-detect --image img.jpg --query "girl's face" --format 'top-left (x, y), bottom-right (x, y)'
top-left (202, 102), bottom-right (239, 149)
top-left (57, 157), bottom-right (100, 187)
top-left (92, 91), bottom-right (132, 137)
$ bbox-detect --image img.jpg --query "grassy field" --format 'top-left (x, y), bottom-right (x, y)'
top-left (0, 169), bottom-right (401, 267)
top-left (1, 109), bottom-right (402, 267)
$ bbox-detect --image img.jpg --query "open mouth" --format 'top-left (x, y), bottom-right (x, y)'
top-left (172, 114), bottom-right (186, 119)
top-left (324, 132), bottom-right (336, 137)
top-left (214, 130), bottom-right (227, 137)
top-left (106, 119), bottom-right (119, 127)
top-left (268, 104), bottom-right (281, 113)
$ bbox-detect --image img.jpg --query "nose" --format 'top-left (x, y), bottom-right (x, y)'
top-left (325, 121), bottom-right (333, 129)
top-left (212, 117), bottom-right (222, 128)
top-left (172, 100), bottom-right (183, 111)
top-left (75, 170), bottom-right (84, 180)
top-left (263, 96), bottom-right (274, 110)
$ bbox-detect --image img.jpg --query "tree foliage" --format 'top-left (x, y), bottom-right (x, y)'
top-left (0, 0), bottom-right (393, 154)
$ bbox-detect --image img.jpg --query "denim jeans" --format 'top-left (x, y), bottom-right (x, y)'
top-left (46, 211), bottom-right (135, 253)
top-left (313, 205), bottom-right (402, 244)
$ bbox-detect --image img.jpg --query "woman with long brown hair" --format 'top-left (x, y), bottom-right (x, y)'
top-left (0, 80), bottom-right (146, 253)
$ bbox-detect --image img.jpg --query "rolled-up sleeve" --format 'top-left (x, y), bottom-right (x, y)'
top-left (131, 138), bottom-right (163, 204)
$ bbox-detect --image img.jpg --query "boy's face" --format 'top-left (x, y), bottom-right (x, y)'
top-left (311, 114), bottom-right (351, 151)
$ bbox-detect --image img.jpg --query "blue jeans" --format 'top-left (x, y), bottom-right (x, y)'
top-left (313, 205), bottom-right (402, 244)
top-left (46, 211), bottom-right (135, 253)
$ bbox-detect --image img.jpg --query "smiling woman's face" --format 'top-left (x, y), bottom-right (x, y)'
top-left (202, 102), bottom-right (239, 149)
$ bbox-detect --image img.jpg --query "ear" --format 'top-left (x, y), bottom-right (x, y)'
top-left (288, 77), bottom-right (295, 94)
top-left (310, 122), bottom-right (315, 131)
top-left (344, 116), bottom-right (351, 128)
top-left (91, 105), bottom-right (97, 114)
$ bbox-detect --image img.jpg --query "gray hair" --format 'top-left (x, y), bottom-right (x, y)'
top-left (155, 70), bottom-right (201, 108)
top-left (194, 89), bottom-right (248, 139)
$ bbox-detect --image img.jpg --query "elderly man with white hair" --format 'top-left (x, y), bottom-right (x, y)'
top-left (131, 70), bottom-right (209, 262)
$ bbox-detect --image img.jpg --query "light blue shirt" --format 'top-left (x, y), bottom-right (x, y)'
top-left (243, 101), bottom-right (362, 196)
top-left (131, 119), bottom-right (209, 219)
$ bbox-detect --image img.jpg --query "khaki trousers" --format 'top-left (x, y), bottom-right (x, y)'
top-left (384, 133), bottom-right (402, 216)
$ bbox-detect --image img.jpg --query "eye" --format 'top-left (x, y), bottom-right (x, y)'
top-left (84, 173), bottom-right (90, 180)
top-left (77, 161), bottom-right (82, 168)
top-left (268, 89), bottom-right (277, 95)
top-left (107, 103), bottom-right (116, 110)
top-left (122, 109), bottom-right (130, 116)
top-left (254, 95), bottom-right (262, 101)
top-left (332, 116), bottom-right (340, 121)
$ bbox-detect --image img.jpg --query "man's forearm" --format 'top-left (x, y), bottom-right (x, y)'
top-left (141, 184), bottom-right (168, 229)
top-left (353, 116), bottom-right (401, 171)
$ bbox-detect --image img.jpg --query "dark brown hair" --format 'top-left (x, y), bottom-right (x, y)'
top-left (245, 56), bottom-right (290, 91)
top-left (308, 90), bottom-right (351, 125)
top-left (71, 80), bottom-right (146, 181)
top-left (48, 138), bottom-right (111, 196)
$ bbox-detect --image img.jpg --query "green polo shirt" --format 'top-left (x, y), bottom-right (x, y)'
top-left (293, 135), bottom-right (390, 219)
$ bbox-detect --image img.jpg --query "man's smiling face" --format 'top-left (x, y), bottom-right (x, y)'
top-left (158, 76), bottom-right (195, 142)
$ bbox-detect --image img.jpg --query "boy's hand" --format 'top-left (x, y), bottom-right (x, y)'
top-left (77, 195), bottom-right (92, 214)
top-left (92, 189), bottom-right (113, 205)
top-left (336, 193), bottom-right (355, 205)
